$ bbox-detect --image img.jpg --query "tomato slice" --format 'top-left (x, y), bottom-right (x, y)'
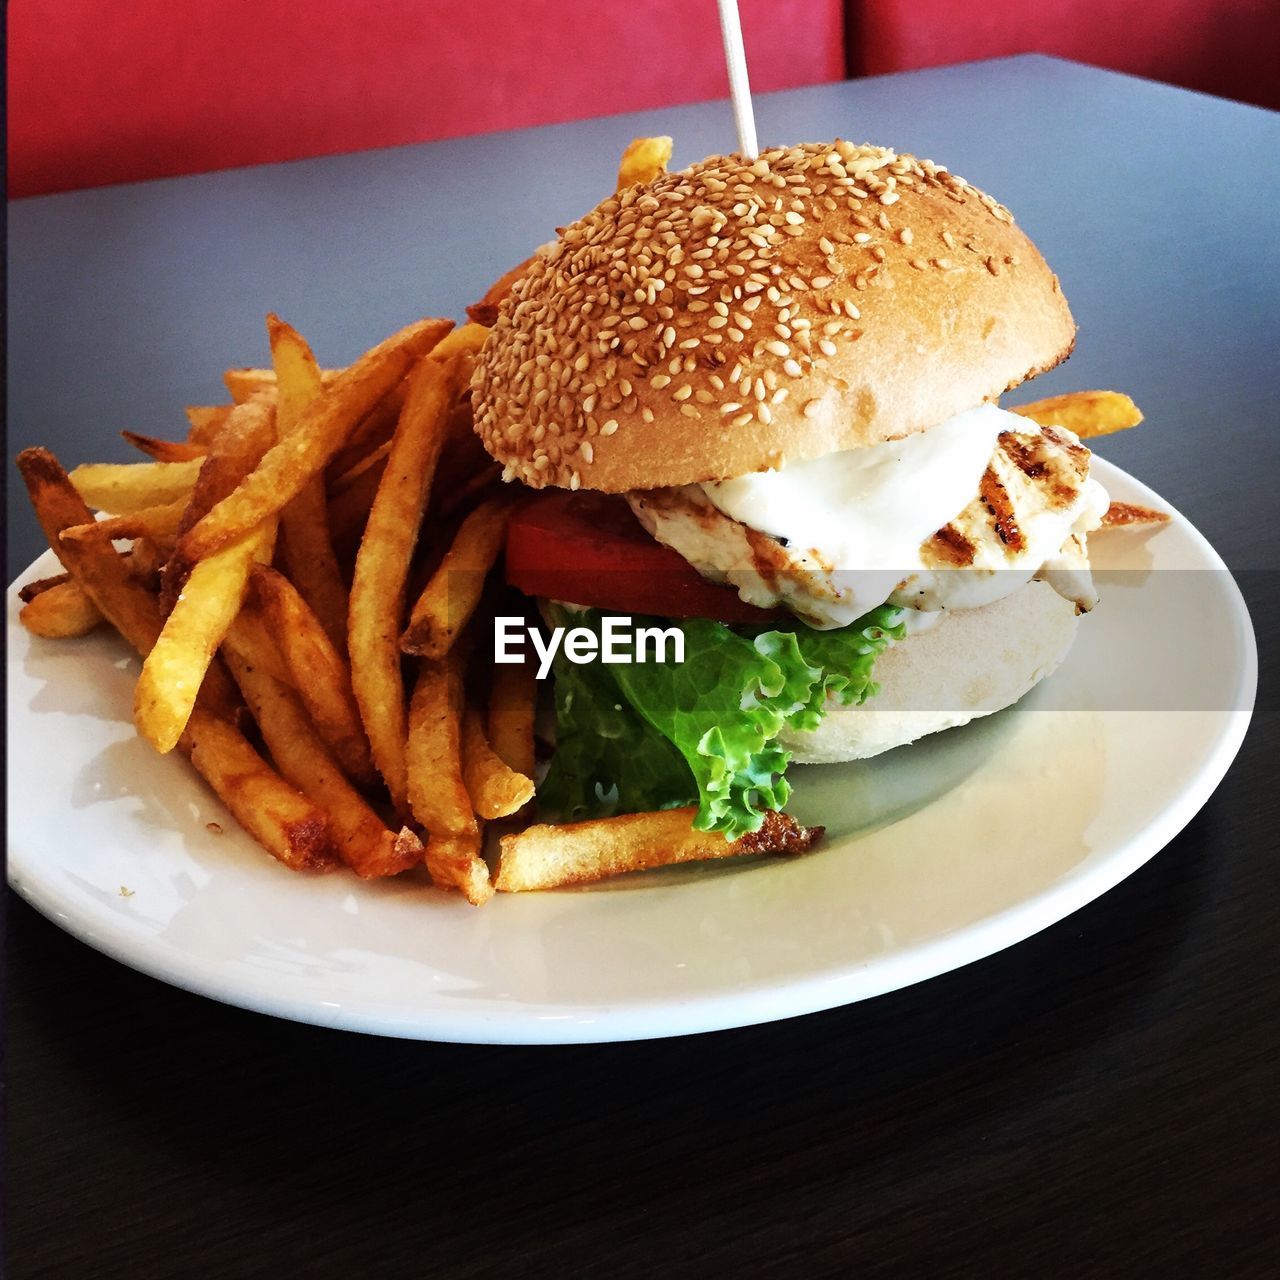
top-left (505, 490), bottom-right (784, 624)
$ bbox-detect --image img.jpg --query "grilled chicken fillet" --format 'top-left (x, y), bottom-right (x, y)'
top-left (628, 407), bottom-right (1109, 630)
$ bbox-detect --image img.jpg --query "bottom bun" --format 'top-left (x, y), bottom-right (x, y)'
top-left (781, 581), bottom-right (1082, 763)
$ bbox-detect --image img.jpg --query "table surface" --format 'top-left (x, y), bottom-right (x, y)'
top-left (7, 55), bottom-right (1279, 1277)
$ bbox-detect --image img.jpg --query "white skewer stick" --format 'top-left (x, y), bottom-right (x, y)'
top-left (716, 0), bottom-right (758, 159)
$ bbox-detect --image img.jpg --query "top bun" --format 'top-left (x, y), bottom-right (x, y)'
top-left (472, 142), bottom-right (1074, 492)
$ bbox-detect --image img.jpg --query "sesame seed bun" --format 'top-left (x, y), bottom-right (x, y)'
top-left (779, 580), bottom-right (1081, 763)
top-left (472, 142), bottom-right (1075, 492)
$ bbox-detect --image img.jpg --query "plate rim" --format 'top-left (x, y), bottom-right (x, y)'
top-left (7, 456), bottom-right (1258, 1043)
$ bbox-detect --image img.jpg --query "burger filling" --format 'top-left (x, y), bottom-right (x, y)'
top-left (627, 403), bottom-right (1109, 630)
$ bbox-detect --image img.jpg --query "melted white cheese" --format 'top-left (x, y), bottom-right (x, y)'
top-left (629, 405), bottom-right (1109, 629)
top-left (705, 404), bottom-right (1009, 580)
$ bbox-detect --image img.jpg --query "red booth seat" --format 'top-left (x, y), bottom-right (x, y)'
top-left (6, 0), bottom-right (844, 197)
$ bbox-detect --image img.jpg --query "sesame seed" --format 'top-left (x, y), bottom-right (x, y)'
top-left (672, 384), bottom-right (693, 401)
top-left (579, 441), bottom-right (594, 463)
top-left (818, 339), bottom-right (837, 356)
top-left (731, 411), bottom-right (754, 428)
top-left (811, 275), bottom-right (833, 288)
top-left (765, 339), bottom-right (790, 357)
top-left (601, 418), bottom-right (619, 435)
top-left (803, 398), bottom-right (821, 418)
top-left (783, 358), bottom-right (803, 377)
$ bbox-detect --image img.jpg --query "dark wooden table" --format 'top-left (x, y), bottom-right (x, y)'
top-left (7, 57), bottom-right (1278, 1276)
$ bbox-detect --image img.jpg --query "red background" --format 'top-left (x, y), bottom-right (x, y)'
top-left (7, 0), bottom-right (1276, 198)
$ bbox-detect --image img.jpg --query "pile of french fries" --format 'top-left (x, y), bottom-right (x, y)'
top-left (14, 135), bottom-right (830, 904)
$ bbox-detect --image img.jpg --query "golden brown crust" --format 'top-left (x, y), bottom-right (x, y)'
top-left (472, 141), bottom-right (1075, 492)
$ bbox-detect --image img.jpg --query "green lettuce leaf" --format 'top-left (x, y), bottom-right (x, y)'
top-left (539, 605), bottom-right (904, 838)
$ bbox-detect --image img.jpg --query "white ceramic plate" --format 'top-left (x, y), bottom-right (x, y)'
top-left (7, 458), bottom-right (1256, 1043)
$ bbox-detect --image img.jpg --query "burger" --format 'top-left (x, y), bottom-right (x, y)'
top-left (470, 141), bottom-right (1111, 839)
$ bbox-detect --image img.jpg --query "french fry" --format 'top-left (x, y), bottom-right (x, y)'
top-left (467, 257), bottom-right (536, 327)
top-left (617, 135), bottom-right (673, 189)
top-left (19, 580), bottom-right (105, 638)
top-left (249, 565), bottom-right (376, 786)
top-left (408, 659), bottom-right (492, 903)
top-left (25, 549), bottom-right (154, 604)
top-left (428, 322), bottom-right (490, 361)
top-left (1099, 501), bottom-right (1170, 529)
top-left (60, 498), bottom-right (188, 548)
top-left (223, 365), bottom-right (341, 403)
top-left (20, 449), bottom-right (173, 655)
top-left (18, 572), bottom-right (71, 602)
top-left (268, 314), bottom-right (349, 652)
top-left (400, 495), bottom-right (513, 657)
top-left (425, 830), bottom-right (494, 906)
top-left (120, 431), bottom-right (207, 463)
top-left (178, 318), bottom-right (452, 562)
top-left (180, 711), bottom-right (339, 872)
top-left (326, 453), bottom-right (388, 552)
top-left (70, 458), bottom-right (203, 514)
top-left (125, 537), bottom-right (167, 587)
top-left (134, 510), bottom-right (276, 753)
top-left (179, 398), bottom-right (277, 529)
top-left (324, 385), bottom-right (406, 482)
top-left (1009, 390), bottom-right (1143, 439)
top-left (161, 397), bottom-right (279, 610)
top-left (185, 405), bottom-right (233, 445)
top-left (488, 659), bottom-right (537, 779)
top-left (223, 626), bottom-right (420, 878)
top-left (137, 399), bottom-right (280, 753)
top-left (221, 608), bottom-right (296, 689)
top-left (494, 808), bottom-right (823, 893)
top-left (328, 439), bottom-right (392, 496)
top-left (461, 706), bottom-right (534, 819)
top-left (350, 349), bottom-right (469, 808)
top-left (16, 449), bottom-right (330, 871)
top-left (406, 659), bottom-right (476, 837)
